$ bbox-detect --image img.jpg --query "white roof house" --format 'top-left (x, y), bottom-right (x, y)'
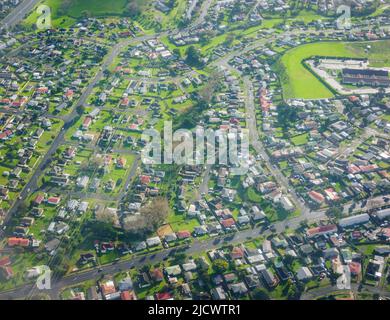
top-left (280, 196), bottom-right (294, 211)
top-left (78, 201), bottom-right (89, 213)
top-left (164, 233), bottom-right (177, 242)
top-left (376, 208), bottom-right (390, 220)
top-left (25, 266), bottom-right (44, 279)
top-left (165, 265), bottom-right (182, 276)
top-left (67, 199), bottom-right (79, 211)
top-left (76, 176), bottom-right (89, 189)
top-left (296, 267), bottom-right (313, 281)
top-left (182, 260), bottom-right (197, 272)
top-left (339, 213), bottom-right (370, 228)
top-left (146, 236), bottom-right (161, 247)
top-left (135, 241), bottom-right (147, 251)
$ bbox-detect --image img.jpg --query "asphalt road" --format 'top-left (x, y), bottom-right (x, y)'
top-left (192, 0), bottom-right (213, 27)
top-left (300, 283), bottom-right (390, 300)
top-left (0, 0), bottom-right (41, 30)
top-left (242, 72), bottom-right (308, 216)
top-left (0, 209), bottom-right (327, 300)
top-left (196, 165), bottom-right (212, 200)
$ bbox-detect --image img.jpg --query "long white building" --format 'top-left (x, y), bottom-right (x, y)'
top-left (376, 208), bottom-right (390, 220)
top-left (339, 213), bottom-right (370, 228)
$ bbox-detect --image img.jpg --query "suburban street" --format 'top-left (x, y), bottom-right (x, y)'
top-left (6, 191), bottom-right (380, 300)
top-left (300, 283), bottom-right (390, 300)
top-left (0, 207), bottom-right (327, 300)
top-left (192, 0), bottom-right (214, 27)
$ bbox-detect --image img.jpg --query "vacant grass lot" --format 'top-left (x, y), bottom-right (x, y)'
top-left (278, 40), bottom-right (390, 99)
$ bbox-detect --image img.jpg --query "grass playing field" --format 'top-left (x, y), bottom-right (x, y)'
top-left (278, 40), bottom-right (390, 99)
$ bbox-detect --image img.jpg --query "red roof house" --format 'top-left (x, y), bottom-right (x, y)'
top-left (307, 224), bottom-right (337, 238)
top-left (308, 191), bottom-right (325, 204)
top-left (151, 268), bottom-right (164, 282)
top-left (177, 230), bottom-right (191, 239)
top-left (230, 247), bottom-right (244, 260)
top-left (121, 291), bottom-right (136, 300)
top-left (140, 175), bottom-right (151, 185)
top-left (349, 261), bottom-right (362, 276)
top-left (0, 256), bottom-right (11, 267)
top-left (8, 237), bottom-right (30, 247)
top-left (33, 194), bottom-right (44, 205)
top-left (221, 218), bottom-right (236, 229)
top-left (47, 196), bottom-right (61, 206)
top-left (155, 292), bottom-right (173, 300)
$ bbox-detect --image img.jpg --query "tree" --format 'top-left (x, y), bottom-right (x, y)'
top-left (76, 105), bottom-right (85, 115)
top-left (185, 46), bottom-right (204, 68)
top-left (283, 254), bottom-right (295, 267)
top-left (125, 0), bottom-right (150, 17)
top-left (277, 103), bottom-right (298, 131)
top-left (223, 33), bottom-right (235, 47)
top-left (173, 253), bottom-right (187, 265)
top-left (16, 202), bottom-right (28, 216)
top-left (95, 210), bottom-right (117, 226)
top-left (199, 30), bottom-right (217, 45)
top-left (123, 197), bottom-right (169, 235)
top-left (285, 279), bottom-right (300, 300)
top-left (212, 259), bottom-right (229, 273)
top-left (58, 0), bottom-right (72, 16)
top-left (252, 288), bottom-right (270, 300)
top-left (142, 197), bottom-right (169, 230)
top-left (319, 117), bottom-right (331, 133)
top-left (326, 205), bottom-right (343, 220)
top-left (174, 100), bottom-right (208, 130)
top-left (80, 155), bottom-right (103, 174)
top-left (173, 48), bottom-right (181, 58)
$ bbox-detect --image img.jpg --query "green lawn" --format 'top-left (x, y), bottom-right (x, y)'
top-left (167, 211), bottom-right (200, 233)
top-left (61, 0), bottom-right (128, 18)
top-left (278, 40), bottom-right (390, 99)
top-left (247, 187), bottom-right (262, 203)
top-left (291, 133), bottom-right (308, 146)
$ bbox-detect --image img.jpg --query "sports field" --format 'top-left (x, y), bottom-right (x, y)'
top-left (279, 40), bottom-right (390, 99)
